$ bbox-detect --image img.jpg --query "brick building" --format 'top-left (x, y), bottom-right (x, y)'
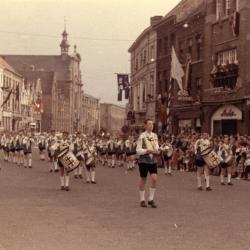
top-left (129, 0), bottom-right (249, 135)
top-left (2, 29), bottom-right (83, 133)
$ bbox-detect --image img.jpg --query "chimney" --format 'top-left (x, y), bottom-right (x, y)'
top-left (150, 16), bottom-right (163, 26)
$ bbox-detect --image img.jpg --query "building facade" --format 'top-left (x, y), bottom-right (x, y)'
top-left (100, 103), bottom-right (126, 135)
top-left (2, 29), bottom-right (83, 133)
top-left (129, 0), bottom-right (249, 135)
top-left (82, 93), bottom-right (100, 135)
top-left (127, 16), bottom-right (159, 130)
top-left (0, 57), bottom-right (23, 131)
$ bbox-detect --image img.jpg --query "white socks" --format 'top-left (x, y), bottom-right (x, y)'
top-left (86, 171), bottom-right (91, 182)
top-left (149, 188), bottom-right (156, 201)
top-left (220, 174), bottom-right (224, 183)
top-left (60, 176), bottom-right (64, 186)
top-left (197, 176), bottom-right (202, 187)
top-left (164, 166), bottom-right (168, 174)
top-left (227, 173), bottom-right (231, 183)
top-left (91, 171), bottom-right (95, 181)
top-left (53, 161), bottom-right (57, 171)
top-left (139, 190), bottom-right (145, 202)
top-left (204, 172), bottom-right (210, 188)
top-left (28, 158), bottom-right (32, 167)
top-left (79, 166), bottom-right (83, 175)
top-left (65, 175), bottom-right (70, 187)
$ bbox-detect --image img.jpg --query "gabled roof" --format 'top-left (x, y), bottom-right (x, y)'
top-left (0, 56), bottom-right (21, 76)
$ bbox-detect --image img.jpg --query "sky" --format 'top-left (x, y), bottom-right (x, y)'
top-left (0, 0), bottom-right (180, 106)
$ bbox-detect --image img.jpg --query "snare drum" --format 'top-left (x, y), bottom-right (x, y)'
top-left (202, 150), bottom-right (222, 169)
top-left (85, 156), bottom-right (95, 167)
top-left (58, 149), bottom-right (80, 173)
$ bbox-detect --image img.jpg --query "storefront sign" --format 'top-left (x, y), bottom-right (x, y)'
top-left (177, 96), bottom-right (193, 102)
top-left (179, 119), bottom-right (192, 128)
top-left (212, 105), bottom-right (242, 120)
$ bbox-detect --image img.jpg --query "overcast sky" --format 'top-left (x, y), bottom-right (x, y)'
top-left (0, 0), bottom-right (180, 106)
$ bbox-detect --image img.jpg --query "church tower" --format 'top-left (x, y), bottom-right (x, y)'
top-left (60, 29), bottom-right (70, 55)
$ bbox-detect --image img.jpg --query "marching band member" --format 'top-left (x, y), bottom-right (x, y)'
top-left (107, 137), bottom-right (116, 168)
top-left (38, 133), bottom-right (46, 161)
top-left (73, 132), bottom-right (85, 179)
top-left (218, 137), bottom-right (234, 186)
top-left (115, 136), bottom-right (123, 167)
top-left (57, 131), bottom-right (71, 191)
top-left (10, 133), bottom-right (16, 163)
top-left (47, 131), bottom-right (59, 173)
top-left (244, 150), bottom-right (250, 181)
top-left (194, 133), bottom-right (212, 191)
top-left (125, 136), bottom-right (136, 171)
top-left (84, 139), bottom-right (97, 184)
top-left (160, 136), bottom-right (173, 175)
top-left (136, 118), bottom-right (159, 208)
top-left (23, 132), bottom-right (34, 168)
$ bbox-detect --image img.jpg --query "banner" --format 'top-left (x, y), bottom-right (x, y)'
top-left (117, 73), bottom-right (129, 101)
top-left (117, 74), bottom-right (129, 90)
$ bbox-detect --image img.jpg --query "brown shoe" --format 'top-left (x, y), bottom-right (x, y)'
top-left (148, 200), bottom-right (157, 208)
top-left (140, 201), bottom-right (147, 208)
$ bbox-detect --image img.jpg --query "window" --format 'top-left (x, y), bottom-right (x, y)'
top-left (158, 39), bottom-right (162, 55)
top-left (225, 0), bottom-right (231, 16)
top-left (196, 34), bottom-right (202, 60)
top-left (143, 50), bottom-right (147, 65)
top-left (164, 36), bottom-right (168, 54)
top-left (150, 45), bottom-right (155, 61)
top-left (217, 49), bottom-right (237, 65)
top-left (216, 0), bottom-right (223, 20)
top-left (210, 49), bottom-right (239, 89)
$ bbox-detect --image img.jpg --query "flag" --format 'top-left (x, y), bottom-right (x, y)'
top-left (1, 88), bottom-right (12, 108)
top-left (170, 46), bottom-right (184, 91)
top-left (117, 74), bottom-right (129, 90)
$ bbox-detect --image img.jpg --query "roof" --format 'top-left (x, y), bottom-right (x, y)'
top-left (1, 55), bottom-right (71, 81)
top-left (0, 56), bottom-right (21, 76)
top-left (164, 0), bottom-right (205, 22)
top-left (128, 26), bottom-right (152, 52)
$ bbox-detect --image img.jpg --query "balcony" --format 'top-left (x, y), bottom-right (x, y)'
top-left (210, 63), bottom-right (239, 90)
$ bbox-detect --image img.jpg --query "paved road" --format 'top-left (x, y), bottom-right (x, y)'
top-left (0, 151), bottom-right (249, 250)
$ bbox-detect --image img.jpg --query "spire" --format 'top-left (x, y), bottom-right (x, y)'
top-left (60, 18), bottom-right (70, 55)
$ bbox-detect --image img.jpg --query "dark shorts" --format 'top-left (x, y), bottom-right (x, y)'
top-left (163, 155), bottom-right (172, 161)
top-left (220, 162), bottom-right (229, 169)
top-left (195, 159), bottom-right (206, 167)
top-left (138, 163), bottom-right (157, 178)
top-left (245, 165), bottom-right (250, 174)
